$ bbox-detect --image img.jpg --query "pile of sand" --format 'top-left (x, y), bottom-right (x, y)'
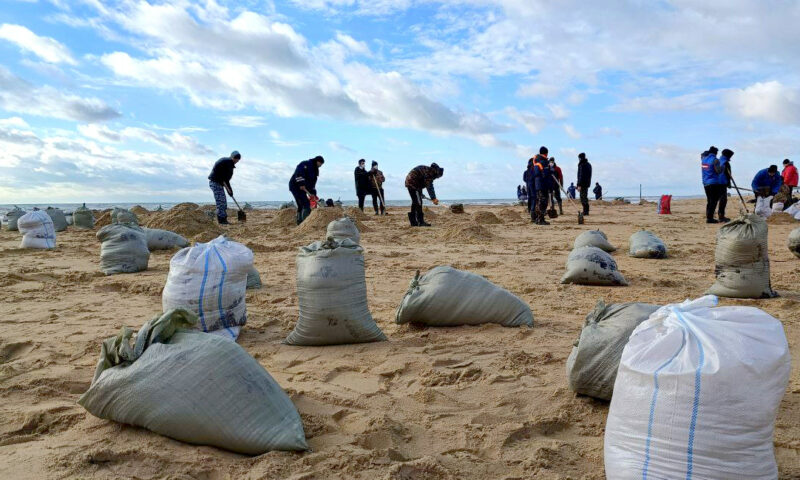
top-left (145, 203), bottom-right (222, 241)
top-left (767, 213), bottom-right (797, 225)
top-left (295, 208), bottom-right (370, 236)
top-left (440, 223), bottom-right (494, 242)
top-left (498, 208), bottom-right (524, 223)
top-left (472, 211), bottom-right (503, 225)
top-left (611, 199), bottom-right (630, 205)
top-left (130, 205), bottom-right (149, 216)
top-left (94, 211), bottom-right (112, 228)
top-left (271, 208), bottom-right (299, 228)
top-left (423, 207), bottom-right (439, 218)
top-left (345, 206), bottom-right (371, 221)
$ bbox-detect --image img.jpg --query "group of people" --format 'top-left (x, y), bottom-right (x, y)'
top-left (354, 159), bottom-right (387, 216)
top-left (522, 148), bottom-right (597, 225)
top-left (701, 146), bottom-right (798, 224)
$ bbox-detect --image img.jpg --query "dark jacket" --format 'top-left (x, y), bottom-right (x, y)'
top-left (523, 159), bottom-right (535, 192)
top-left (577, 158), bottom-right (592, 187)
top-left (354, 166), bottom-right (371, 194)
top-left (368, 168), bottom-right (385, 189)
top-left (593, 184), bottom-right (602, 199)
top-left (532, 154), bottom-right (550, 191)
top-left (405, 165), bottom-right (439, 199)
top-left (751, 168), bottom-right (782, 195)
top-left (290, 159), bottom-right (320, 195)
top-left (208, 157), bottom-right (235, 189)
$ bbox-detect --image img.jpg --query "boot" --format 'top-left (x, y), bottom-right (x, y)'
top-left (408, 211), bottom-right (419, 226)
top-left (417, 210), bottom-right (431, 227)
top-left (217, 216), bottom-right (229, 225)
top-left (558, 203), bottom-right (563, 215)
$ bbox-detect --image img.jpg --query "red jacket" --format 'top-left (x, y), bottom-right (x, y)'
top-left (783, 163), bottom-right (798, 187)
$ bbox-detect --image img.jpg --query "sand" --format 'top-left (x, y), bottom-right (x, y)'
top-left (145, 203), bottom-right (222, 242)
top-left (1, 199), bottom-right (799, 479)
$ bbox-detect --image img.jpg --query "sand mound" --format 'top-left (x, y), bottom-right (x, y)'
top-left (130, 205), bottom-right (149, 216)
top-left (295, 208), bottom-right (370, 236)
top-left (271, 208), bottom-right (298, 228)
top-left (345, 206), bottom-right (371, 221)
top-left (94, 211), bottom-right (112, 228)
top-left (472, 210), bottom-right (503, 225)
top-left (767, 213), bottom-right (797, 225)
top-left (594, 200), bottom-right (613, 206)
top-left (498, 208), bottom-right (524, 223)
top-left (146, 203), bottom-right (222, 240)
top-left (440, 223), bottom-right (494, 242)
top-left (423, 207), bottom-right (439, 218)
top-left (612, 198), bottom-right (630, 205)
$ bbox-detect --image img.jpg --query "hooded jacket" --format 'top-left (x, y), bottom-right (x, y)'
top-left (783, 162), bottom-right (798, 187)
top-left (751, 168), bottom-right (783, 195)
top-left (290, 159), bottom-right (320, 195)
top-left (577, 157), bottom-right (592, 188)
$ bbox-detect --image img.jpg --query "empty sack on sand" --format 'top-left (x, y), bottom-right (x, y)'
top-left (78, 309), bottom-right (308, 455)
top-left (18, 210), bottom-right (56, 249)
top-left (326, 217), bottom-right (360, 244)
top-left (566, 300), bottom-right (659, 400)
top-left (561, 246), bottom-right (627, 286)
top-left (574, 230), bottom-right (616, 252)
top-left (142, 227), bottom-right (189, 250)
top-left (286, 238), bottom-right (386, 346)
top-left (395, 266), bottom-right (533, 327)
top-left (97, 224), bottom-right (150, 275)
top-left (707, 214), bottom-right (777, 298)
top-left (628, 230), bottom-right (667, 258)
top-left (605, 296), bottom-right (790, 479)
top-left (162, 236), bottom-right (253, 340)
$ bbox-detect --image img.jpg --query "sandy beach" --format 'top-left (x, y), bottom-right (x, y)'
top-left (1, 198), bottom-right (799, 479)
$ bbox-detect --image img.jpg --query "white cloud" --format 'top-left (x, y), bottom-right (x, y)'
top-left (506, 107), bottom-right (547, 134)
top-left (0, 116), bottom-right (29, 128)
top-left (563, 123), bottom-right (581, 139)
top-left (723, 81), bottom-right (800, 125)
top-left (547, 104), bottom-right (569, 120)
top-left (226, 115), bottom-right (266, 127)
top-left (329, 141), bottom-right (355, 153)
top-left (612, 90), bottom-right (720, 112)
top-left (0, 23), bottom-right (76, 65)
top-left (78, 124), bottom-right (214, 155)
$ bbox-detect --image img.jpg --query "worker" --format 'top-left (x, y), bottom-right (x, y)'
top-left (405, 163), bottom-right (443, 226)
top-left (289, 155), bottom-right (324, 225)
top-left (701, 146), bottom-right (728, 224)
top-left (523, 159), bottom-right (536, 221)
top-left (354, 159), bottom-right (377, 213)
top-left (567, 182), bottom-right (576, 199)
top-left (751, 165), bottom-right (783, 198)
top-left (780, 159), bottom-right (798, 207)
top-left (717, 149), bottom-right (733, 222)
top-left (593, 182), bottom-right (603, 200)
top-left (368, 161), bottom-right (386, 215)
top-left (576, 153), bottom-right (592, 215)
top-left (208, 150), bottom-right (241, 225)
top-left (550, 157), bottom-right (564, 215)
top-left (532, 147), bottom-right (550, 225)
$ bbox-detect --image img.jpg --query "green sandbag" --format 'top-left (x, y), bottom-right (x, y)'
top-left (247, 265), bottom-right (263, 289)
top-left (111, 207), bottom-right (139, 225)
top-left (73, 203), bottom-right (95, 229)
top-left (4, 206), bottom-right (26, 231)
top-left (78, 309), bottom-right (308, 455)
top-left (97, 224), bottom-right (149, 275)
top-left (45, 206), bottom-right (68, 231)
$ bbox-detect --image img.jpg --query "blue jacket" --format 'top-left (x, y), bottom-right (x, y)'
top-left (532, 154), bottom-right (550, 191)
top-left (523, 159), bottom-right (536, 193)
top-left (289, 159), bottom-right (319, 195)
top-left (751, 168), bottom-right (782, 195)
top-left (567, 184), bottom-right (576, 198)
top-left (701, 153), bottom-right (726, 186)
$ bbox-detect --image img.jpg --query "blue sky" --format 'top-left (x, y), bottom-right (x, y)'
top-left (1, 0), bottom-right (799, 203)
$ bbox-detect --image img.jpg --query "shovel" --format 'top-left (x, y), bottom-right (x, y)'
top-left (231, 196), bottom-right (246, 223)
top-left (552, 175), bottom-right (584, 224)
top-left (727, 173), bottom-right (749, 214)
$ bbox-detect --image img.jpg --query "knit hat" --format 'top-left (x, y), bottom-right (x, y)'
top-left (784, 159), bottom-right (791, 165)
top-left (371, 160), bottom-right (378, 167)
top-left (708, 146), bottom-right (718, 155)
top-left (430, 162), bottom-right (444, 177)
top-left (539, 146), bottom-right (549, 155)
top-left (768, 165), bottom-right (778, 173)
top-left (230, 150), bottom-right (241, 159)
top-left (721, 148), bottom-right (733, 158)
top-left (313, 155), bottom-right (325, 164)
top-left (578, 152), bottom-right (586, 160)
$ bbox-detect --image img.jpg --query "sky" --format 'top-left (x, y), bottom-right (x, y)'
top-left (1, 0), bottom-right (799, 203)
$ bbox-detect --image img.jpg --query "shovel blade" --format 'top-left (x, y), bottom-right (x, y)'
top-left (578, 212), bottom-right (584, 224)
top-left (237, 210), bottom-right (247, 223)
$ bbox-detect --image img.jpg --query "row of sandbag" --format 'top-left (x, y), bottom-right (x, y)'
top-left (6, 205), bottom-right (96, 232)
top-left (567, 296), bottom-right (791, 478)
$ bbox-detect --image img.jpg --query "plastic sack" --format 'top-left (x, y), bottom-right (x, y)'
top-left (65, 213), bottom-right (74, 225)
top-left (73, 203), bottom-right (95, 229)
top-left (97, 224), bottom-right (149, 275)
top-left (754, 196), bottom-right (773, 218)
top-left (566, 300), bottom-right (658, 400)
top-left (111, 207), bottom-right (139, 225)
top-left (772, 201), bottom-right (784, 213)
top-left (605, 296), bottom-right (790, 479)
top-left (326, 217), bottom-right (360, 244)
top-left (395, 266), bottom-right (533, 327)
top-left (628, 230), bottom-right (667, 259)
top-left (573, 230), bottom-right (616, 252)
top-left (657, 195), bottom-right (671, 214)
top-left (785, 202), bottom-right (800, 217)
top-left (789, 228), bottom-right (800, 259)
top-left (45, 206), bottom-right (68, 231)
top-left (707, 214), bottom-right (776, 298)
top-left (78, 309), bottom-right (308, 455)
top-left (142, 227), bottom-right (189, 250)
top-left (5, 206), bottom-right (26, 231)
top-left (561, 246), bottom-right (627, 286)
top-left (246, 265), bottom-right (263, 289)
top-left (18, 211), bottom-right (56, 249)
top-left (162, 236), bottom-right (253, 340)
top-left (286, 238), bottom-right (386, 346)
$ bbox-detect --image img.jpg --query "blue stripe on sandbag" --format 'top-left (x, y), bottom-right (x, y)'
top-left (198, 249), bottom-right (211, 332)
top-left (674, 310), bottom-right (705, 480)
top-left (212, 245), bottom-right (234, 339)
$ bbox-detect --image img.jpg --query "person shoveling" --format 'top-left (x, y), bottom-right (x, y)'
top-left (405, 163), bottom-right (444, 227)
top-left (208, 150), bottom-right (243, 225)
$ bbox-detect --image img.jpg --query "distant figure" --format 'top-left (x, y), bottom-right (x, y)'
top-left (368, 161), bottom-right (386, 215)
top-left (593, 183), bottom-right (603, 200)
top-left (531, 147), bottom-right (551, 225)
top-left (523, 159), bottom-right (535, 218)
top-left (701, 146), bottom-right (729, 224)
top-left (567, 183), bottom-right (576, 199)
top-left (325, 198), bottom-right (334, 207)
top-left (208, 150), bottom-right (241, 225)
top-left (405, 163), bottom-right (443, 227)
top-left (517, 185), bottom-right (523, 200)
top-left (781, 159), bottom-right (798, 207)
top-left (577, 153), bottom-right (592, 215)
top-left (521, 185), bottom-right (527, 198)
top-left (289, 156), bottom-right (324, 225)
top-left (354, 159), bottom-right (378, 213)
top-left (550, 157), bottom-right (564, 215)
top-left (751, 165), bottom-right (783, 198)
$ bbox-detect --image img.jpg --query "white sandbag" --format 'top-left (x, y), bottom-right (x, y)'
top-left (162, 236), bottom-right (253, 340)
top-left (18, 211), bottom-right (56, 249)
top-left (754, 196), bottom-right (773, 218)
top-left (628, 230), bottom-right (667, 258)
top-left (142, 227), bottom-right (189, 250)
top-left (5, 206), bottom-right (26, 231)
top-left (286, 238), bottom-right (386, 346)
top-left (707, 214), bottom-right (776, 298)
top-left (73, 203), bottom-right (95, 229)
top-left (97, 224), bottom-right (149, 275)
top-left (786, 202), bottom-right (800, 217)
top-left (605, 296), bottom-right (790, 479)
top-left (795, 210), bottom-right (800, 221)
top-left (246, 265), bottom-right (262, 289)
top-left (561, 246), bottom-right (627, 286)
top-left (789, 228), bottom-right (800, 259)
top-left (326, 217), bottom-right (360, 244)
top-left (45, 206), bottom-right (68, 231)
top-left (78, 309), bottom-right (308, 455)
top-left (65, 213), bottom-right (73, 225)
top-left (395, 266), bottom-right (533, 327)
top-left (772, 201), bottom-right (784, 213)
top-left (566, 300), bottom-right (659, 400)
top-left (574, 230), bottom-right (616, 252)
top-left (111, 207), bottom-right (139, 225)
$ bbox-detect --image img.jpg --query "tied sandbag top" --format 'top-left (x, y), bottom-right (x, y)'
top-left (628, 230), bottom-right (667, 259)
top-left (168, 235), bottom-right (253, 274)
top-left (574, 230), bottom-right (616, 252)
top-left (326, 217), bottom-right (360, 244)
